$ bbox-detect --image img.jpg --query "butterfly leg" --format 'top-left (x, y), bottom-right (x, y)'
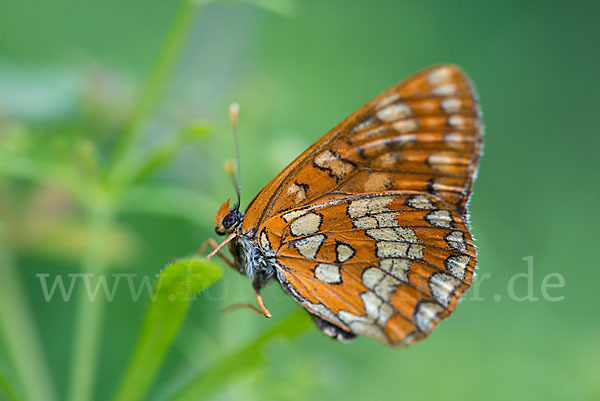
top-left (309, 313), bottom-right (356, 343)
top-left (222, 300), bottom-right (271, 318)
top-left (197, 238), bottom-right (235, 268)
top-left (220, 291), bottom-right (272, 318)
top-left (254, 290), bottom-right (272, 318)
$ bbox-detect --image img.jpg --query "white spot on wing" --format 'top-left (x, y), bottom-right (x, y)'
top-left (287, 183), bottom-right (307, 203)
top-left (407, 244), bottom-right (424, 259)
top-left (433, 84), bottom-right (457, 96)
top-left (376, 103), bottom-right (411, 122)
top-left (353, 216), bottom-right (378, 229)
top-left (429, 272), bottom-right (461, 307)
top-left (377, 303), bottom-right (395, 326)
top-left (337, 310), bottom-right (388, 343)
top-left (445, 230), bottom-right (466, 252)
top-left (293, 234), bottom-right (325, 259)
top-left (360, 291), bottom-right (383, 318)
top-left (348, 196), bottom-right (394, 219)
top-left (392, 119), bottom-right (418, 133)
top-left (428, 67), bottom-right (453, 84)
top-left (425, 210), bottom-right (453, 228)
top-left (446, 255), bottom-right (471, 279)
top-left (314, 150), bottom-right (355, 179)
top-left (376, 242), bottom-right (408, 258)
top-left (375, 212), bottom-right (399, 227)
top-left (314, 263), bottom-right (342, 284)
top-left (362, 267), bottom-right (385, 290)
top-left (260, 231), bottom-right (272, 252)
top-left (290, 212), bottom-right (321, 236)
top-left (336, 243), bottom-right (355, 263)
top-left (336, 291), bottom-right (395, 343)
top-left (282, 209), bottom-right (308, 222)
top-left (376, 275), bottom-right (401, 300)
top-left (376, 242), bottom-right (423, 259)
top-left (414, 301), bottom-right (444, 332)
top-left (448, 115), bottom-right (466, 128)
top-left (444, 132), bottom-right (465, 143)
top-left (367, 227), bottom-right (419, 243)
top-left (441, 97), bottom-right (461, 113)
top-left (428, 153), bottom-right (457, 165)
top-left (379, 259), bottom-right (411, 282)
top-left (407, 195), bottom-right (435, 210)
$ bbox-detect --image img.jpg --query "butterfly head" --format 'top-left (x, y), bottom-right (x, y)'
top-left (214, 199), bottom-right (243, 236)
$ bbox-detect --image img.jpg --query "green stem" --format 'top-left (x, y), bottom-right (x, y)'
top-left (66, 203), bottom-right (113, 401)
top-left (108, 0), bottom-right (201, 182)
top-left (0, 230), bottom-right (57, 401)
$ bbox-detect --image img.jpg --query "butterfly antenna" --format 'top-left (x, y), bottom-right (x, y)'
top-left (229, 103), bottom-right (242, 209)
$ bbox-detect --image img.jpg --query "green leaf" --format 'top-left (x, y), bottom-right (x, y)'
top-left (165, 308), bottom-right (313, 401)
top-left (111, 257), bottom-right (223, 401)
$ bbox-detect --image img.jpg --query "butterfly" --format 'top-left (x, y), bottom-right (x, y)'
top-left (207, 64), bottom-right (482, 346)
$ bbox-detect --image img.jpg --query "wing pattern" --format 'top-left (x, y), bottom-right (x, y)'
top-left (259, 192), bottom-right (476, 346)
top-left (242, 64), bottom-right (481, 234)
top-left (241, 65), bottom-right (482, 345)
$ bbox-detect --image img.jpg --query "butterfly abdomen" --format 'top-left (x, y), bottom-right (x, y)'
top-left (232, 234), bottom-right (276, 291)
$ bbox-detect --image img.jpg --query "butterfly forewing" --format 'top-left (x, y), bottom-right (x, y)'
top-left (242, 64), bottom-right (481, 234)
top-left (241, 65), bottom-right (482, 346)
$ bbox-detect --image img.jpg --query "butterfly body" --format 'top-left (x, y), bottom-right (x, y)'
top-left (229, 230), bottom-right (275, 291)
top-left (214, 65), bottom-right (482, 347)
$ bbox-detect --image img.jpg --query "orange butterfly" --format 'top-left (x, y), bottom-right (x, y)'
top-left (206, 65), bottom-right (482, 346)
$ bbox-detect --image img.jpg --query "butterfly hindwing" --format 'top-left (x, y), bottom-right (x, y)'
top-left (258, 192), bottom-right (477, 346)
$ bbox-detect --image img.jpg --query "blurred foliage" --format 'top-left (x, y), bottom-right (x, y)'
top-left (113, 257), bottom-right (223, 401)
top-left (0, 0), bottom-right (599, 401)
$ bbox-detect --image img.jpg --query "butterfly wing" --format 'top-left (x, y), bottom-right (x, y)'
top-left (246, 64), bottom-right (481, 345)
top-left (242, 64), bottom-right (482, 237)
top-left (257, 192), bottom-right (476, 346)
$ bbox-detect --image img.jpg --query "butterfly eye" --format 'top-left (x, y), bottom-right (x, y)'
top-left (222, 210), bottom-right (241, 229)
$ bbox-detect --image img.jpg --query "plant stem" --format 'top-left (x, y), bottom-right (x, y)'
top-left (108, 0), bottom-right (202, 182)
top-left (66, 203), bottom-right (112, 401)
top-left (0, 230), bottom-right (57, 401)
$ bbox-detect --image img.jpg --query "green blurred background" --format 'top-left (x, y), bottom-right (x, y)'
top-left (1, 0), bottom-right (598, 400)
